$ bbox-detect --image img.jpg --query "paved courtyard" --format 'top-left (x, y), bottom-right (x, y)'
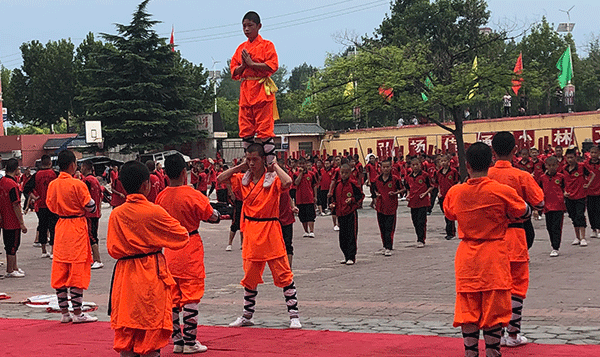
top-left (2, 193), bottom-right (600, 345)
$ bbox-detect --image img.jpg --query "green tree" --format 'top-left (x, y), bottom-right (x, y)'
top-left (78, 0), bottom-right (208, 152)
top-left (577, 37), bottom-right (600, 111)
top-left (288, 63), bottom-right (318, 92)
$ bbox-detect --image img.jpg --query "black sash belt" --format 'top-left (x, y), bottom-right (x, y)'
top-left (245, 216), bottom-right (279, 222)
top-left (59, 215), bottom-right (84, 219)
top-left (189, 230), bottom-right (199, 236)
top-left (508, 223), bottom-right (524, 229)
top-left (108, 250), bottom-right (162, 316)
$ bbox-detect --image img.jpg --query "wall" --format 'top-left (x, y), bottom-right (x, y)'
top-left (0, 134), bottom-right (76, 167)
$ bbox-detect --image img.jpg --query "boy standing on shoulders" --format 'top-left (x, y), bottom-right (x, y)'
top-left (444, 142), bottom-right (530, 357)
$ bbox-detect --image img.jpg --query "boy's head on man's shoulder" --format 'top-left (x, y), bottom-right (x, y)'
top-left (245, 143), bottom-right (266, 175)
top-left (120, 160), bottom-right (150, 196)
top-left (491, 131), bottom-right (516, 158)
top-left (243, 11), bottom-right (261, 41)
top-left (165, 153), bottom-right (187, 181)
top-left (466, 142), bottom-right (493, 175)
top-left (57, 150), bottom-right (77, 175)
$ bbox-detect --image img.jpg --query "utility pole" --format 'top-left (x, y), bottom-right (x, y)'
top-left (210, 58), bottom-right (221, 113)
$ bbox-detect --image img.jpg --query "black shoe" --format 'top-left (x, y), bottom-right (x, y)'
top-left (427, 211), bottom-right (432, 216)
top-left (445, 235), bottom-right (455, 240)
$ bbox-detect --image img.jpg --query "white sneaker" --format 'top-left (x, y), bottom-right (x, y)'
top-left (17, 268), bottom-right (25, 274)
top-left (241, 171), bottom-right (252, 186)
top-left (500, 335), bottom-right (507, 346)
top-left (229, 316), bottom-right (254, 327)
top-left (340, 259), bottom-right (347, 264)
top-left (183, 341), bottom-right (208, 353)
top-left (416, 242), bottom-right (425, 248)
top-left (308, 232), bottom-right (315, 238)
top-left (302, 232), bottom-right (310, 237)
top-left (225, 245), bottom-right (232, 251)
top-left (399, 197), bottom-right (407, 201)
top-left (384, 249), bottom-right (392, 256)
top-left (550, 250), bottom-right (559, 257)
top-left (41, 253), bottom-right (52, 258)
top-left (72, 313), bottom-right (98, 323)
top-left (333, 225), bottom-right (340, 231)
top-left (505, 334), bottom-right (528, 347)
top-left (5, 270), bottom-right (25, 278)
top-left (33, 242), bottom-right (41, 247)
top-left (571, 238), bottom-right (580, 245)
top-left (591, 231), bottom-right (599, 238)
top-left (289, 317), bottom-right (302, 329)
top-left (60, 314), bottom-right (73, 323)
top-left (173, 344), bottom-right (184, 354)
top-left (345, 260), bottom-right (355, 265)
top-left (580, 238), bottom-right (588, 247)
top-left (91, 261), bottom-right (104, 269)
top-left (263, 172), bottom-right (277, 188)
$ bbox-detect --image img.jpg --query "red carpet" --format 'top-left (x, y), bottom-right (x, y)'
top-left (1, 318), bottom-right (599, 356)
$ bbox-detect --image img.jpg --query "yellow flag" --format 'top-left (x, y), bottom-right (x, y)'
top-left (467, 56), bottom-right (478, 99)
top-left (344, 81), bottom-right (354, 97)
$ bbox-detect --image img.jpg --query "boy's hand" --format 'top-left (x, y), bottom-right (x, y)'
top-left (345, 198), bottom-right (353, 204)
top-left (292, 206), bottom-right (299, 214)
top-left (20, 223), bottom-right (27, 234)
top-left (419, 193), bottom-right (427, 198)
top-left (583, 183), bottom-right (590, 189)
top-left (564, 192), bottom-right (570, 198)
top-left (242, 49), bottom-right (254, 67)
top-left (329, 203), bottom-right (336, 209)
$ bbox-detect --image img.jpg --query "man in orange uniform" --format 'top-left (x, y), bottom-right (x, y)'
top-left (444, 142), bottom-right (530, 357)
top-left (488, 132), bottom-right (544, 347)
top-left (46, 150), bottom-right (98, 323)
top-left (231, 11), bottom-right (279, 186)
top-left (107, 161), bottom-right (190, 357)
top-left (156, 154), bottom-right (221, 354)
top-left (217, 143), bottom-right (301, 329)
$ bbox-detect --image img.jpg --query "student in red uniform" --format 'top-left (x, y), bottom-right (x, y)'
top-left (516, 148), bottom-right (534, 174)
top-left (563, 147), bottom-right (595, 246)
top-left (156, 154), bottom-right (220, 354)
top-left (287, 158), bottom-right (298, 202)
top-left (144, 161), bottom-right (163, 203)
top-left (217, 143), bottom-right (301, 329)
top-left (444, 142), bottom-right (530, 357)
top-left (554, 146), bottom-right (567, 170)
top-left (226, 173), bottom-right (244, 252)
top-left (294, 158), bottom-right (317, 238)
top-left (585, 145), bottom-right (600, 238)
top-left (47, 150), bottom-right (98, 324)
top-left (110, 166), bottom-right (127, 209)
top-left (404, 158), bottom-right (434, 248)
top-left (330, 163), bottom-right (364, 265)
top-left (81, 161), bottom-right (104, 269)
top-left (317, 158), bottom-right (334, 216)
top-left (1, 159), bottom-right (27, 278)
top-left (529, 147), bottom-right (546, 221)
top-left (435, 154), bottom-right (460, 240)
top-left (538, 156), bottom-right (567, 256)
top-left (279, 157), bottom-right (297, 268)
top-left (197, 163), bottom-right (209, 196)
top-left (353, 153), bottom-right (364, 186)
top-left (23, 154), bottom-right (58, 258)
top-left (215, 164), bottom-right (229, 203)
top-left (489, 132), bottom-right (544, 347)
top-left (372, 159), bottom-right (403, 256)
top-left (190, 161), bottom-right (200, 189)
top-left (327, 157), bottom-right (342, 231)
top-left (364, 154), bottom-right (380, 209)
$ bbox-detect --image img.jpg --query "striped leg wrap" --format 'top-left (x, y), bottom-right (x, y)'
top-left (172, 307), bottom-right (183, 346)
top-left (242, 137), bottom-right (254, 151)
top-left (461, 324), bottom-right (479, 357)
top-left (283, 281), bottom-right (299, 319)
top-left (483, 325), bottom-right (502, 357)
top-left (507, 296), bottom-right (523, 334)
top-left (56, 288), bottom-right (69, 314)
top-left (69, 288), bottom-right (83, 311)
top-left (262, 138), bottom-right (276, 165)
top-left (243, 288), bottom-right (258, 319)
top-left (182, 303), bottom-right (199, 346)
top-left (140, 350), bottom-right (160, 357)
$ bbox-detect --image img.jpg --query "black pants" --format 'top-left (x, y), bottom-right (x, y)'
top-left (438, 197), bottom-right (456, 237)
top-left (87, 217), bottom-right (100, 245)
top-left (565, 198), bottom-right (587, 227)
top-left (216, 188), bottom-right (228, 204)
top-left (338, 211), bottom-right (358, 261)
top-left (2, 229), bottom-right (21, 255)
top-left (230, 200), bottom-right (243, 232)
top-left (588, 195), bottom-right (600, 230)
top-left (504, 106), bottom-right (511, 117)
top-left (428, 188), bottom-right (438, 213)
top-left (545, 211), bottom-right (564, 250)
top-left (369, 184), bottom-right (377, 199)
top-left (524, 218), bottom-right (535, 249)
top-left (377, 213), bottom-right (396, 250)
top-left (289, 189), bottom-right (296, 202)
top-left (282, 224), bottom-right (293, 255)
top-left (36, 207), bottom-right (58, 245)
top-left (411, 207), bottom-right (428, 243)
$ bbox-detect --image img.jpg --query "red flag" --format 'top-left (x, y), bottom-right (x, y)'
top-left (378, 86), bottom-right (393, 101)
top-left (512, 52), bottom-right (523, 95)
top-left (170, 26), bottom-right (175, 52)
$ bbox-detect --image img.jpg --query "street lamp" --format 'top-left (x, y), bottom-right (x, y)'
top-left (209, 58), bottom-right (221, 113)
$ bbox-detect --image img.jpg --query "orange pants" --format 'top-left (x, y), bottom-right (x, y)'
top-left (238, 101), bottom-right (274, 139)
top-left (114, 327), bottom-right (171, 355)
top-left (454, 290), bottom-right (512, 329)
top-left (510, 261), bottom-right (529, 299)
top-left (172, 277), bottom-right (205, 307)
top-left (241, 256), bottom-right (293, 290)
top-left (51, 261), bottom-right (91, 289)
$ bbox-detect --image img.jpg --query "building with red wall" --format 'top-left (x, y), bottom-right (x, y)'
top-left (0, 134), bottom-right (77, 167)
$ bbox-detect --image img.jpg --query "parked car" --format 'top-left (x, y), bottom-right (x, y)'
top-left (139, 150), bottom-right (191, 167)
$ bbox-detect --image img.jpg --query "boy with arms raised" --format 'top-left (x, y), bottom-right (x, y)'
top-left (444, 142), bottom-right (530, 357)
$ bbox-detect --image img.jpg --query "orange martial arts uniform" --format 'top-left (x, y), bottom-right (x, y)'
top-left (156, 186), bottom-right (215, 306)
top-left (231, 172), bottom-right (292, 289)
top-left (231, 34), bottom-right (279, 139)
top-left (488, 161), bottom-right (544, 299)
top-left (107, 194), bottom-right (189, 355)
top-left (444, 177), bottom-right (528, 328)
top-left (46, 172), bottom-right (93, 289)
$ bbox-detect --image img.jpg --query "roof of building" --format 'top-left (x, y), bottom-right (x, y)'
top-left (274, 123), bottom-right (325, 136)
top-left (43, 136), bottom-right (90, 150)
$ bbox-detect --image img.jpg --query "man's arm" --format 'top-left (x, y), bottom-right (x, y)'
top-left (294, 168), bottom-right (304, 186)
top-left (273, 163), bottom-right (292, 189)
top-left (217, 161), bottom-right (248, 185)
top-left (10, 188), bottom-right (26, 233)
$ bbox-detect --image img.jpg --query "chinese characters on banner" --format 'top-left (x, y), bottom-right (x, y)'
top-left (441, 135), bottom-right (457, 153)
top-left (552, 128), bottom-right (574, 147)
top-left (593, 127), bottom-right (600, 146)
top-left (476, 132), bottom-right (495, 147)
top-left (513, 130), bottom-right (535, 149)
top-left (376, 139), bottom-right (394, 159)
top-left (408, 137), bottom-right (427, 155)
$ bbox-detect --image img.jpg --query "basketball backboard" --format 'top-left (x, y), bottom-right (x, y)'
top-left (85, 121), bottom-right (103, 144)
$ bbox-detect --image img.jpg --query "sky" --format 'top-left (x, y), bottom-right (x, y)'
top-left (0, 0), bottom-right (598, 75)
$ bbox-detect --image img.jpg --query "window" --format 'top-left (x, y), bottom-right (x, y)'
top-left (298, 141), bottom-right (313, 154)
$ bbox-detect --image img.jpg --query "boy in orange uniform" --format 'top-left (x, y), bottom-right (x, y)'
top-left (107, 161), bottom-right (190, 357)
top-left (217, 143), bottom-right (301, 329)
top-left (46, 150), bottom-right (98, 323)
top-left (488, 132), bottom-right (544, 347)
top-left (156, 154), bottom-right (220, 354)
top-left (444, 142), bottom-right (530, 357)
top-left (231, 11), bottom-right (279, 186)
